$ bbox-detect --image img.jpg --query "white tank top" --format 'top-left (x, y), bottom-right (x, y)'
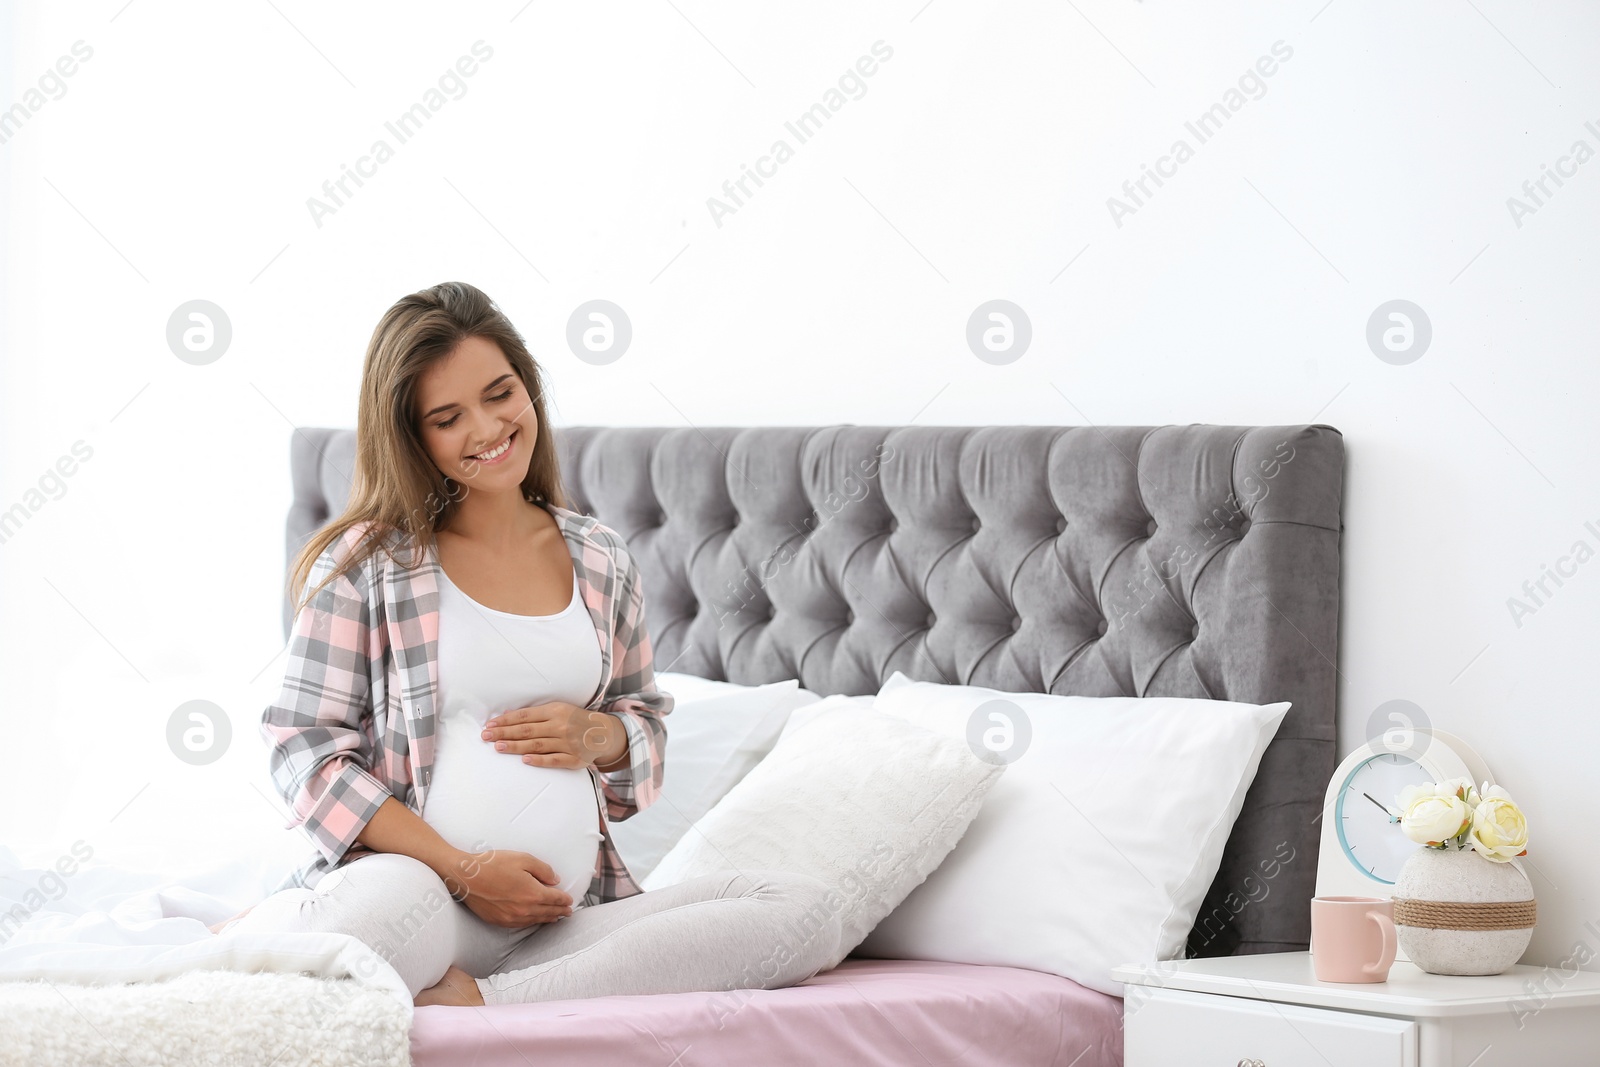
top-left (422, 563), bottom-right (606, 905)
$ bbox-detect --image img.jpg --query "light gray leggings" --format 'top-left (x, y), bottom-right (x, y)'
top-left (229, 853), bottom-right (844, 1004)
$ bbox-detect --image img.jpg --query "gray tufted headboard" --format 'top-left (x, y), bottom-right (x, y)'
top-left (283, 423), bottom-right (1343, 958)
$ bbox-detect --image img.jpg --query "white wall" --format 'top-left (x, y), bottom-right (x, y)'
top-left (4, 0), bottom-right (1597, 968)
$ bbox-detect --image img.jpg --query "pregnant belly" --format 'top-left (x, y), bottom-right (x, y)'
top-left (422, 709), bottom-right (604, 903)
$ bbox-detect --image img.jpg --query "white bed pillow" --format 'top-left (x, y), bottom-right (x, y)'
top-left (773, 692), bottom-right (876, 743)
top-left (607, 675), bottom-right (822, 881)
top-left (643, 695), bottom-right (1006, 971)
top-left (854, 672), bottom-right (1290, 996)
top-left (652, 671), bottom-right (824, 707)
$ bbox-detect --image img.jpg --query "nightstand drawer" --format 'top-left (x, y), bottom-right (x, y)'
top-left (1125, 987), bottom-right (1417, 1067)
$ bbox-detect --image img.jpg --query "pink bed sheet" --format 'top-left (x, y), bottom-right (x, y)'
top-left (410, 957), bottom-right (1123, 1067)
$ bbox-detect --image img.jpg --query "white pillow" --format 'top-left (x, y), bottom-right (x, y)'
top-left (607, 676), bottom-right (821, 881)
top-left (653, 671), bottom-right (823, 707)
top-left (643, 695), bottom-right (1005, 971)
top-left (774, 693), bottom-right (876, 744)
top-left (854, 672), bottom-right (1290, 996)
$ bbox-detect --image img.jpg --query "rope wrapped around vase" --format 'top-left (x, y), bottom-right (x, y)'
top-left (1391, 896), bottom-right (1537, 931)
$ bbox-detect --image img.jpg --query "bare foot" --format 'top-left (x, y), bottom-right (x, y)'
top-left (415, 965), bottom-right (485, 1007)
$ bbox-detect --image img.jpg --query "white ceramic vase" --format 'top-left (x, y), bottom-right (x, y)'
top-left (1391, 846), bottom-right (1536, 976)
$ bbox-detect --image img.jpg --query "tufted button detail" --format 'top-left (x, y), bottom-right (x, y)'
top-left (731, 514), bottom-right (741, 528)
top-left (844, 609), bottom-right (855, 626)
top-left (971, 517), bottom-right (981, 533)
top-left (1010, 616), bottom-right (1022, 632)
top-left (687, 601), bottom-right (698, 616)
top-left (766, 603), bottom-right (776, 621)
top-left (926, 612), bottom-right (937, 628)
top-left (1191, 623), bottom-right (1200, 640)
top-left (887, 517), bottom-right (898, 534)
top-left (1095, 619), bottom-right (1108, 637)
top-left (1056, 516), bottom-right (1067, 535)
top-left (1145, 519), bottom-right (1156, 537)
top-left (657, 510), bottom-right (668, 526)
top-left (1239, 518), bottom-right (1251, 535)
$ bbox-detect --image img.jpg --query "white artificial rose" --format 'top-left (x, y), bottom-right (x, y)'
top-left (1469, 788), bottom-right (1529, 862)
top-left (1397, 780), bottom-right (1468, 815)
top-left (1397, 782), bottom-right (1445, 812)
top-left (1399, 790), bottom-right (1472, 847)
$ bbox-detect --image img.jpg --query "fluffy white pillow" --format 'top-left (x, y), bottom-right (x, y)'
top-left (643, 694), bottom-right (1006, 971)
top-left (854, 672), bottom-right (1290, 996)
top-left (608, 675), bottom-right (822, 881)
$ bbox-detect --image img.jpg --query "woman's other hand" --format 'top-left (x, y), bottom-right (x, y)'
top-left (482, 701), bottom-right (627, 770)
top-left (443, 846), bottom-right (574, 929)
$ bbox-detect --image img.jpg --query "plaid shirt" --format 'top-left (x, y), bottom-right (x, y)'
top-left (261, 503), bottom-right (673, 906)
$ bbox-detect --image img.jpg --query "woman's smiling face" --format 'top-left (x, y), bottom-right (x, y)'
top-left (414, 335), bottom-right (538, 492)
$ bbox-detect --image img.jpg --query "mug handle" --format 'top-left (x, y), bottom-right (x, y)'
top-left (1363, 910), bottom-right (1397, 976)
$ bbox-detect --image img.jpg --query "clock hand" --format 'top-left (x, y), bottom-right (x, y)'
top-left (1363, 792), bottom-right (1400, 823)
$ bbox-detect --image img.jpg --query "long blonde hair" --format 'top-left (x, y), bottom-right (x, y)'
top-left (286, 281), bottom-right (568, 618)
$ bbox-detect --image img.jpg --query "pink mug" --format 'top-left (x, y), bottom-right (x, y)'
top-left (1311, 896), bottom-right (1396, 983)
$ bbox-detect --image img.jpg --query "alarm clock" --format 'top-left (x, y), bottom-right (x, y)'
top-left (1315, 728), bottom-right (1493, 962)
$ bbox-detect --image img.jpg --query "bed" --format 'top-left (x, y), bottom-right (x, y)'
top-left (285, 422), bottom-right (1344, 1067)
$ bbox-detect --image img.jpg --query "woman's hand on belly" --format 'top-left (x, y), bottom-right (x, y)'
top-left (448, 847), bottom-right (576, 929)
top-left (483, 700), bottom-right (626, 770)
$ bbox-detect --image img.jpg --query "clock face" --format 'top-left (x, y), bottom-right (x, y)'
top-left (1335, 751), bottom-right (1433, 884)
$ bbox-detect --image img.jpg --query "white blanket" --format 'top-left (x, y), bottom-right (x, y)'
top-left (0, 845), bottom-right (412, 1016)
top-left (2, 968), bottom-right (411, 1067)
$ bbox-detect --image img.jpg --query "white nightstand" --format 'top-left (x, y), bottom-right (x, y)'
top-left (1112, 951), bottom-right (1600, 1067)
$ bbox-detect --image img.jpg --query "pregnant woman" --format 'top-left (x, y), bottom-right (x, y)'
top-left (226, 281), bottom-right (842, 1006)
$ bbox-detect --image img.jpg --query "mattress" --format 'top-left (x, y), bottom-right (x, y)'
top-left (410, 957), bottom-right (1123, 1066)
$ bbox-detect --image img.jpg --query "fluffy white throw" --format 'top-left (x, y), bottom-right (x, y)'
top-left (0, 847), bottom-right (413, 1066)
top-left (0, 968), bottom-right (409, 1067)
